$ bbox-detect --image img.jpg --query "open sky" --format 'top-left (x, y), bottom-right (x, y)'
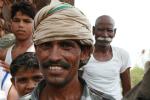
top-left (75, 0), bottom-right (150, 67)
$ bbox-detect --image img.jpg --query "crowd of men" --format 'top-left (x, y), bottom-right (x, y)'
top-left (0, 0), bottom-right (150, 100)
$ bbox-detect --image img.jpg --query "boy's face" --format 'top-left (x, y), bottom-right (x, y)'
top-left (11, 69), bottom-right (43, 96)
top-left (11, 11), bottom-right (33, 41)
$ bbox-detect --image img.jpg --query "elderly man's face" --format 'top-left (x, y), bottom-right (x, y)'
top-left (93, 17), bottom-right (116, 47)
top-left (36, 40), bottom-right (85, 87)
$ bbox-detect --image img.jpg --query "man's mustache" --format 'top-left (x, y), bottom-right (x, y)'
top-left (41, 60), bottom-right (71, 69)
top-left (97, 37), bottom-right (112, 42)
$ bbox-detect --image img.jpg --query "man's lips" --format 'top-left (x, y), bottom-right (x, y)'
top-left (41, 60), bottom-right (71, 70)
top-left (47, 66), bottom-right (65, 75)
top-left (17, 30), bottom-right (26, 33)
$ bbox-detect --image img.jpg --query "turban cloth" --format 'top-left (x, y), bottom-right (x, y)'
top-left (33, 2), bottom-right (93, 46)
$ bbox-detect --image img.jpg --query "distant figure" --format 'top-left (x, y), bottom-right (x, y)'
top-left (9, 52), bottom-right (43, 99)
top-left (136, 49), bottom-right (150, 68)
top-left (82, 15), bottom-right (131, 100)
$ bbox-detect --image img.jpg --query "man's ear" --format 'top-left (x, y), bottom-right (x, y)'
top-left (114, 28), bottom-right (117, 35)
top-left (92, 26), bottom-right (95, 36)
top-left (11, 77), bottom-right (15, 86)
top-left (80, 46), bottom-right (91, 63)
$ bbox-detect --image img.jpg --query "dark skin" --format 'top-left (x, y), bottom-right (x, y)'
top-left (0, 12), bottom-right (33, 72)
top-left (0, 12), bottom-right (34, 100)
top-left (93, 15), bottom-right (131, 96)
top-left (35, 40), bottom-right (90, 100)
top-left (40, 75), bottom-right (83, 100)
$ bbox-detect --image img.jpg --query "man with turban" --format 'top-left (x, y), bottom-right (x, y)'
top-left (21, 1), bottom-right (115, 100)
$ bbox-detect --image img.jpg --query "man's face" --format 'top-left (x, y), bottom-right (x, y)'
top-left (36, 40), bottom-right (83, 87)
top-left (93, 18), bottom-right (116, 47)
top-left (12, 69), bottom-right (43, 96)
top-left (11, 11), bottom-right (33, 41)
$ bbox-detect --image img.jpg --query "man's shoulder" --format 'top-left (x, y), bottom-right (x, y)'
top-left (0, 33), bottom-right (15, 49)
top-left (112, 46), bottom-right (129, 56)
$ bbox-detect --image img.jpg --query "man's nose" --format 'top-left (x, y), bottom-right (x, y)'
top-left (26, 80), bottom-right (36, 91)
top-left (102, 29), bottom-right (109, 37)
top-left (18, 21), bottom-right (24, 27)
top-left (48, 46), bottom-right (62, 62)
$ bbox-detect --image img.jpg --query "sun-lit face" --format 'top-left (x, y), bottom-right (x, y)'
top-left (11, 11), bottom-right (33, 41)
top-left (12, 69), bottom-right (43, 96)
top-left (93, 17), bottom-right (116, 47)
top-left (36, 40), bottom-right (83, 87)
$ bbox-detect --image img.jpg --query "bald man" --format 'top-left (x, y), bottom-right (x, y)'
top-left (82, 15), bottom-right (131, 100)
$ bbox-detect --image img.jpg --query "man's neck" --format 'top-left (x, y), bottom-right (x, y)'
top-left (12, 39), bottom-right (33, 60)
top-left (15, 39), bottom-right (33, 47)
top-left (40, 76), bottom-right (83, 100)
top-left (94, 44), bottom-right (113, 61)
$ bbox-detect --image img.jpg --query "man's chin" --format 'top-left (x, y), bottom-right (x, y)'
top-left (96, 42), bottom-right (111, 47)
top-left (46, 78), bottom-right (69, 88)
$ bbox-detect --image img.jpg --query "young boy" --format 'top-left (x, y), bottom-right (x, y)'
top-left (9, 52), bottom-right (43, 99)
top-left (0, 1), bottom-right (36, 99)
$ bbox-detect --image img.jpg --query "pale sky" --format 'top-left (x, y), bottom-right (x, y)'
top-left (75, 0), bottom-right (150, 66)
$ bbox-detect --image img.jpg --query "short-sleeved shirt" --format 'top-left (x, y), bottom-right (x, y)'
top-left (83, 47), bottom-right (131, 100)
top-left (23, 78), bottom-right (115, 100)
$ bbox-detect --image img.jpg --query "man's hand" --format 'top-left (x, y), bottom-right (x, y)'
top-left (0, 60), bottom-right (10, 72)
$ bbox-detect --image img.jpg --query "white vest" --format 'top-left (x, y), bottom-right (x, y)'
top-left (83, 47), bottom-right (131, 100)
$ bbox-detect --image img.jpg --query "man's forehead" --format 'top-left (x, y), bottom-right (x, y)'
top-left (15, 69), bottom-right (42, 77)
top-left (13, 12), bottom-right (33, 20)
top-left (38, 39), bottom-right (78, 45)
top-left (96, 16), bottom-right (115, 26)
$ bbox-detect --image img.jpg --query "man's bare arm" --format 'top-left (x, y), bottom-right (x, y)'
top-left (120, 68), bottom-right (131, 96)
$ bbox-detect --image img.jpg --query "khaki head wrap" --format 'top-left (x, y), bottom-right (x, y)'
top-left (33, 1), bottom-right (93, 46)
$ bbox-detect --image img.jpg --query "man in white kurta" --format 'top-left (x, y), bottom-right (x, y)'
top-left (82, 15), bottom-right (131, 100)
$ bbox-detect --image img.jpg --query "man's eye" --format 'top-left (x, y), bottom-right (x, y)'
top-left (12, 19), bottom-right (20, 22)
top-left (38, 43), bottom-right (52, 50)
top-left (24, 20), bottom-right (33, 23)
top-left (97, 29), bottom-right (104, 31)
top-left (60, 42), bottom-right (74, 49)
top-left (107, 29), bottom-right (113, 32)
top-left (17, 78), bottom-right (27, 83)
top-left (33, 76), bottom-right (43, 82)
